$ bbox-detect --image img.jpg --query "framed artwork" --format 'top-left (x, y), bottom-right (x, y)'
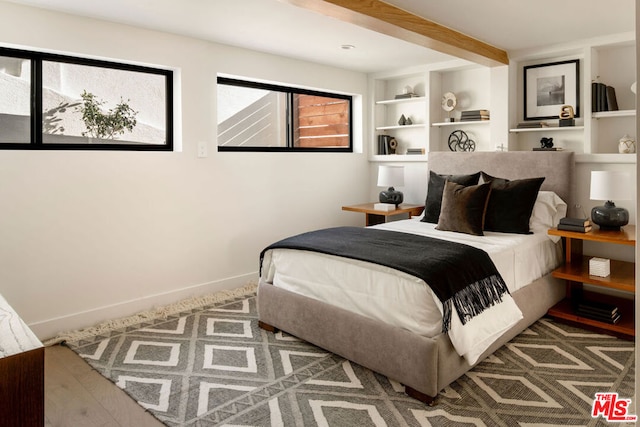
top-left (524, 59), bottom-right (579, 120)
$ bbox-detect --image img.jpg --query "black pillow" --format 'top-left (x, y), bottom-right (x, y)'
top-left (436, 181), bottom-right (491, 235)
top-left (482, 173), bottom-right (545, 234)
top-left (421, 171), bottom-right (481, 223)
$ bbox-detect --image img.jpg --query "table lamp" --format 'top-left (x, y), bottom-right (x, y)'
top-left (590, 170), bottom-right (631, 230)
top-left (377, 165), bottom-right (404, 205)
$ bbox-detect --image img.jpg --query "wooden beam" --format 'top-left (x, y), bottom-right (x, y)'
top-left (281, 0), bottom-right (509, 67)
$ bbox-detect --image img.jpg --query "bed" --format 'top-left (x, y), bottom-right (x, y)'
top-left (257, 151), bottom-right (574, 404)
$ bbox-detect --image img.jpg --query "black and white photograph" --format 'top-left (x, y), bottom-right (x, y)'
top-left (524, 59), bottom-right (579, 120)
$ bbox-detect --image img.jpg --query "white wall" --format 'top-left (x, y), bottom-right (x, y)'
top-left (0, 2), bottom-right (370, 339)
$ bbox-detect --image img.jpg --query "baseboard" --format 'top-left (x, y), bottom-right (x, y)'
top-left (30, 272), bottom-right (258, 341)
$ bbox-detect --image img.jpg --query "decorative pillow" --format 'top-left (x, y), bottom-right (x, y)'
top-left (482, 174), bottom-right (545, 234)
top-left (529, 191), bottom-right (568, 241)
top-left (436, 181), bottom-right (492, 235)
top-left (421, 170), bottom-right (481, 223)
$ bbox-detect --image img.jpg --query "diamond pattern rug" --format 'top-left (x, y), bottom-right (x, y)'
top-left (64, 290), bottom-right (635, 426)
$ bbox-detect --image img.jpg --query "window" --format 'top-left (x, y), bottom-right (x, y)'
top-left (0, 47), bottom-right (173, 150)
top-left (217, 77), bottom-right (352, 152)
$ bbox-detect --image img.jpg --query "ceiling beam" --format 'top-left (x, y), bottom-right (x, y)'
top-left (281, 0), bottom-right (509, 67)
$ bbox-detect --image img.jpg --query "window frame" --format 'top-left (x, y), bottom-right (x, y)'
top-left (0, 46), bottom-right (174, 151)
top-left (217, 76), bottom-right (353, 153)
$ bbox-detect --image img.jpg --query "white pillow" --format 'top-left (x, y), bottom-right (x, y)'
top-left (529, 191), bottom-right (567, 241)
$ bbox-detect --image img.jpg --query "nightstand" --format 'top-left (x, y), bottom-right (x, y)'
top-left (342, 203), bottom-right (425, 226)
top-left (547, 225), bottom-right (635, 339)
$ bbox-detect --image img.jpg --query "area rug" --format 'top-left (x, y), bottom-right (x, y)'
top-left (60, 286), bottom-right (635, 426)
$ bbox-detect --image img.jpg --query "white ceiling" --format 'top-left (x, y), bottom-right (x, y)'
top-left (3, 0), bottom-right (636, 72)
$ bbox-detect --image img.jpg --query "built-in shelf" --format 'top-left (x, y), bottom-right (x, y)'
top-left (592, 109), bottom-right (636, 119)
top-left (432, 121), bottom-right (490, 127)
top-left (376, 124), bottom-right (426, 131)
top-left (509, 126), bottom-right (585, 133)
top-left (376, 96), bottom-right (426, 105)
top-left (575, 153), bottom-right (637, 164)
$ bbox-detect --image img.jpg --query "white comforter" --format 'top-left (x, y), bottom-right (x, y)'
top-left (261, 218), bottom-right (562, 364)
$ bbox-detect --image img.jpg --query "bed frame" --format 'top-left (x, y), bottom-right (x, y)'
top-left (258, 151), bottom-right (575, 404)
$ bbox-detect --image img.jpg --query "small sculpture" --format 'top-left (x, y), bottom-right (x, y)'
top-left (398, 114), bottom-right (406, 126)
top-left (560, 105), bottom-right (575, 119)
top-left (618, 134), bottom-right (636, 154)
top-left (559, 105), bottom-right (575, 127)
top-left (540, 137), bottom-right (554, 149)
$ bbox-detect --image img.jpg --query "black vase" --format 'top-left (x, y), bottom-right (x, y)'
top-left (591, 201), bottom-right (629, 230)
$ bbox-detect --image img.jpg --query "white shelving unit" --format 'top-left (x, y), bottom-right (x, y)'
top-left (509, 34), bottom-right (636, 157)
top-left (371, 68), bottom-right (430, 161)
top-left (369, 59), bottom-right (500, 161)
top-left (368, 33), bottom-right (635, 162)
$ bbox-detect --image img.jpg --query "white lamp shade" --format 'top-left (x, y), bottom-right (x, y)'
top-left (590, 171), bottom-right (631, 201)
top-left (377, 165), bottom-right (404, 187)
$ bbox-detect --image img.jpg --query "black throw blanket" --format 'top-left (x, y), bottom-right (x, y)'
top-left (260, 226), bottom-right (509, 332)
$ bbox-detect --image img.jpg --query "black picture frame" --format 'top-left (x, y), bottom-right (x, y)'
top-left (524, 59), bottom-right (579, 121)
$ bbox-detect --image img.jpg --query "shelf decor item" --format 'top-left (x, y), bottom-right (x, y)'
top-left (441, 92), bottom-right (457, 122)
top-left (618, 134), bottom-right (636, 154)
top-left (589, 257), bottom-right (610, 277)
top-left (524, 59), bottom-right (579, 121)
top-left (377, 165), bottom-right (404, 206)
top-left (589, 171), bottom-right (631, 230)
top-left (558, 105), bottom-right (575, 127)
top-left (447, 129), bottom-right (476, 152)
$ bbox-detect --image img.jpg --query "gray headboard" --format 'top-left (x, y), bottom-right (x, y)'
top-left (427, 151), bottom-right (575, 209)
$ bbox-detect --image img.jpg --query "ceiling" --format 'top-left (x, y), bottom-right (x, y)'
top-left (3, 0), bottom-right (636, 73)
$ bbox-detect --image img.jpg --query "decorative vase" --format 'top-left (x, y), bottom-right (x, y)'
top-left (618, 134), bottom-right (636, 153)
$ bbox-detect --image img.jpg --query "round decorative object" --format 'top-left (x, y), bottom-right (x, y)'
top-left (447, 129), bottom-right (476, 152)
top-left (441, 92), bottom-right (457, 112)
top-left (388, 137), bottom-right (398, 154)
top-left (618, 134), bottom-right (636, 154)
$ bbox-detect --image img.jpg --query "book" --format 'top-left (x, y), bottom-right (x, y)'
top-left (606, 85), bottom-right (619, 111)
top-left (517, 122), bottom-right (548, 128)
top-left (373, 203), bottom-right (396, 211)
top-left (406, 148), bottom-right (425, 155)
top-left (577, 309), bottom-right (621, 324)
top-left (559, 217), bottom-right (590, 227)
top-left (577, 300), bottom-right (618, 316)
top-left (592, 82), bottom-right (609, 112)
top-left (557, 223), bottom-right (592, 233)
top-left (394, 93), bottom-right (419, 99)
top-left (461, 109), bottom-right (490, 115)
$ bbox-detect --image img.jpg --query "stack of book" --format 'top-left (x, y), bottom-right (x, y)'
top-left (460, 109), bottom-right (490, 121)
top-left (517, 121), bottom-right (549, 129)
top-left (576, 299), bottom-right (620, 324)
top-left (406, 147), bottom-right (425, 155)
top-left (592, 82), bottom-right (618, 112)
top-left (557, 217), bottom-right (592, 233)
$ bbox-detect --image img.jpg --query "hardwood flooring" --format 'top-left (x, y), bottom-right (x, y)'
top-left (45, 344), bottom-right (164, 427)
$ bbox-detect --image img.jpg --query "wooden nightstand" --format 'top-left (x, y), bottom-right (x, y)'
top-left (342, 203), bottom-right (425, 226)
top-left (547, 225), bottom-right (635, 339)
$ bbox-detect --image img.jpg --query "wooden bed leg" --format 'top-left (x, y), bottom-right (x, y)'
top-left (258, 320), bottom-right (278, 333)
top-left (405, 386), bottom-right (436, 406)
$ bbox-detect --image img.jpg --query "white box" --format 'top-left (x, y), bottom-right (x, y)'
top-left (374, 203), bottom-right (396, 211)
top-left (589, 257), bottom-right (610, 277)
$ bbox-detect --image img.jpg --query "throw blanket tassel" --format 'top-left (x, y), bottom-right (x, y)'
top-left (442, 274), bottom-right (509, 333)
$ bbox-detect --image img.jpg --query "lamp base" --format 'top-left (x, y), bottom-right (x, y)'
top-left (379, 187), bottom-right (403, 206)
top-left (591, 201), bottom-right (629, 231)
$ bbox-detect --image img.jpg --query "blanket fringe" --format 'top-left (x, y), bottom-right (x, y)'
top-left (441, 274), bottom-right (508, 333)
top-left (43, 281), bottom-right (257, 346)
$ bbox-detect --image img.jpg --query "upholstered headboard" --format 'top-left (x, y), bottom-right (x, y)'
top-left (427, 151), bottom-right (575, 210)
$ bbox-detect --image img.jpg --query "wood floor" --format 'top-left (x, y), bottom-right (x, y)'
top-left (45, 344), bottom-right (164, 427)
